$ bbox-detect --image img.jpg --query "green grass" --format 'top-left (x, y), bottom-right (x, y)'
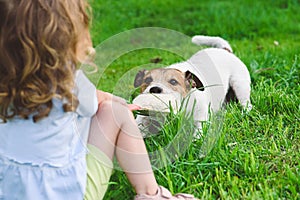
top-left (87, 0), bottom-right (300, 199)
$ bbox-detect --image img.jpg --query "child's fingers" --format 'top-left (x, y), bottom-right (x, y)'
top-left (128, 104), bottom-right (141, 111)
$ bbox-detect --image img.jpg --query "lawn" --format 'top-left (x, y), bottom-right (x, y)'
top-left (87, 0), bottom-right (300, 199)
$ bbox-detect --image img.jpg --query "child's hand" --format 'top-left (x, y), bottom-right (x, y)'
top-left (96, 90), bottom-right (127, 106)
top-left (128, 104), bottom-right (141, 111)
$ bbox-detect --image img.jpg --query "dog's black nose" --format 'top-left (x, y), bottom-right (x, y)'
top-left (149, 87), bottom-right (162, 94)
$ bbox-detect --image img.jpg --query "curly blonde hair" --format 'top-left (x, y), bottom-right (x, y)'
top-left (0, 0), bottom-right (90, 122)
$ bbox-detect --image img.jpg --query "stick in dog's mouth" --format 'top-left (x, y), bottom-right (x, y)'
top-left (133, 109), bottom-right (169, 116)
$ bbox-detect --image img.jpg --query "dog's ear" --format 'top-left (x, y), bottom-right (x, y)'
top-left (134, 69), bottom-right (148, 87)
top-left (185, 71), bottom-right (204, 91)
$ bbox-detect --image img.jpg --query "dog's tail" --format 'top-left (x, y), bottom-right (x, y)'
top-left (191, 35), bottom-right (233, 53)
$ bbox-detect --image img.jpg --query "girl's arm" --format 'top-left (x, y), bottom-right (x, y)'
top-left (96, 90), bottom-right (127, 106)
top-left (96, 90), bottom-right (141, 111)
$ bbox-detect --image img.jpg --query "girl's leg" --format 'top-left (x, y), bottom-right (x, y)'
top-left (88, 101), bottom-right (158, 195)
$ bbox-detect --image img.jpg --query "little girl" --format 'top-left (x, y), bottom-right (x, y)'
top-left (0, 0), bottom-right (198, 199)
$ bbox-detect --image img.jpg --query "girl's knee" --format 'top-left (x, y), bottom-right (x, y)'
top-left (97, 100), bottom-right (127, 111)
top-left (95, 101), bottom-right (135, 125)
top-left (97, 101), bottom-right (113, 112)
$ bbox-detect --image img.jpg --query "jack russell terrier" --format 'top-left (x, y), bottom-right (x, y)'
top-left (132, 35), bottom-right (252, 133)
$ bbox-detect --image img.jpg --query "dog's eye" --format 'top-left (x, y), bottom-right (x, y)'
top-left (169, 79), bottom-right (178, 85)
top-left (144, 77), bottom-right (153, 84)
